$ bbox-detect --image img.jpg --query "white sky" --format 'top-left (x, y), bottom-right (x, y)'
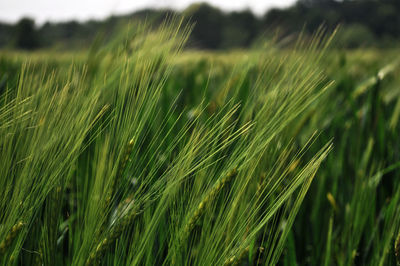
top-left (0, 0), bottom-right (296, 25)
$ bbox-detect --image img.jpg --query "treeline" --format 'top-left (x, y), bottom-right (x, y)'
top-left (1, 0), bottom-right (400, 50)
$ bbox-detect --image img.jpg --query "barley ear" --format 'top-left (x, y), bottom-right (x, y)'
top-left (395, 230), bottom-right (400, 265)
top-left (224, 246), bottom-right (250, 266)
top-left (0, 221), bottom-right (25, 254)
top-left (224, 246), bottom-right (265, 266)
top-left (181, 168), bottom-right (238, 241)
top-left (116, 138), bottom-right (135, 182)
top-left (86, 201), bottom-right (141, 266)
top-left (107, 138), bottom-right (135, 204)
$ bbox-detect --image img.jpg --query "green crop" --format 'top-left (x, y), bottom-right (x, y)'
top-left (0, 20), bottom-right (399, 266)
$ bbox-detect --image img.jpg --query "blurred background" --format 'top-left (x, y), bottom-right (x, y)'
top-left (0, 0), bottom-right (399, 50)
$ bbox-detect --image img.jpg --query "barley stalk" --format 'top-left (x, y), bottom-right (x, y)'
top-left (37, 186), bottom-right (62, 265)
top-left (230, 173), bottom-right (266, 266)
top-left (255, 173), bottom-right (266, 200)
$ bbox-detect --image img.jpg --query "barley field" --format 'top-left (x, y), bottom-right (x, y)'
top-left (0, 21), bottom-right (400, 265)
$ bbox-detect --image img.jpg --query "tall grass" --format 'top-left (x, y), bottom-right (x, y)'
top-left (0, 20), bottom-right (399, 265)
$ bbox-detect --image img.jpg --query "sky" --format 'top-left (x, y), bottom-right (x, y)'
top-left (0, 0), bottom-right (296, 25)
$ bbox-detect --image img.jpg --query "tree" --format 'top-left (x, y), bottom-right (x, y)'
top-left (14, 18), bottom-right (39, 50)
top-left (298, 0), bottom-right (336, 7)
top-left (0, 23), bottom-right (12, 47)
top-left (222, 10), bottom-right (258, 48)
top-left (184, 3), bottom-right (224, 49)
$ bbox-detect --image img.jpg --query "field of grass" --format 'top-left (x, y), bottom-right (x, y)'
top-left (0, 21), bottom-right (400, 265)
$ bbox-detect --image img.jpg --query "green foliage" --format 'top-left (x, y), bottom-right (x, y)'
top-left (334, 24), bottom-right (375, 48)
top-left (0, 20), bottom-right (400, 266)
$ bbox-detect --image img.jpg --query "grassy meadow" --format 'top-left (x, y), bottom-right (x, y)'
top-left (0, 21), bottom-right (400, 265)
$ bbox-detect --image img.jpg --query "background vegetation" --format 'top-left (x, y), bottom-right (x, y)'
top-left (1, 0), bottom-right (400, 50)
top-left (1, 2), bottom-right (400, 266)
